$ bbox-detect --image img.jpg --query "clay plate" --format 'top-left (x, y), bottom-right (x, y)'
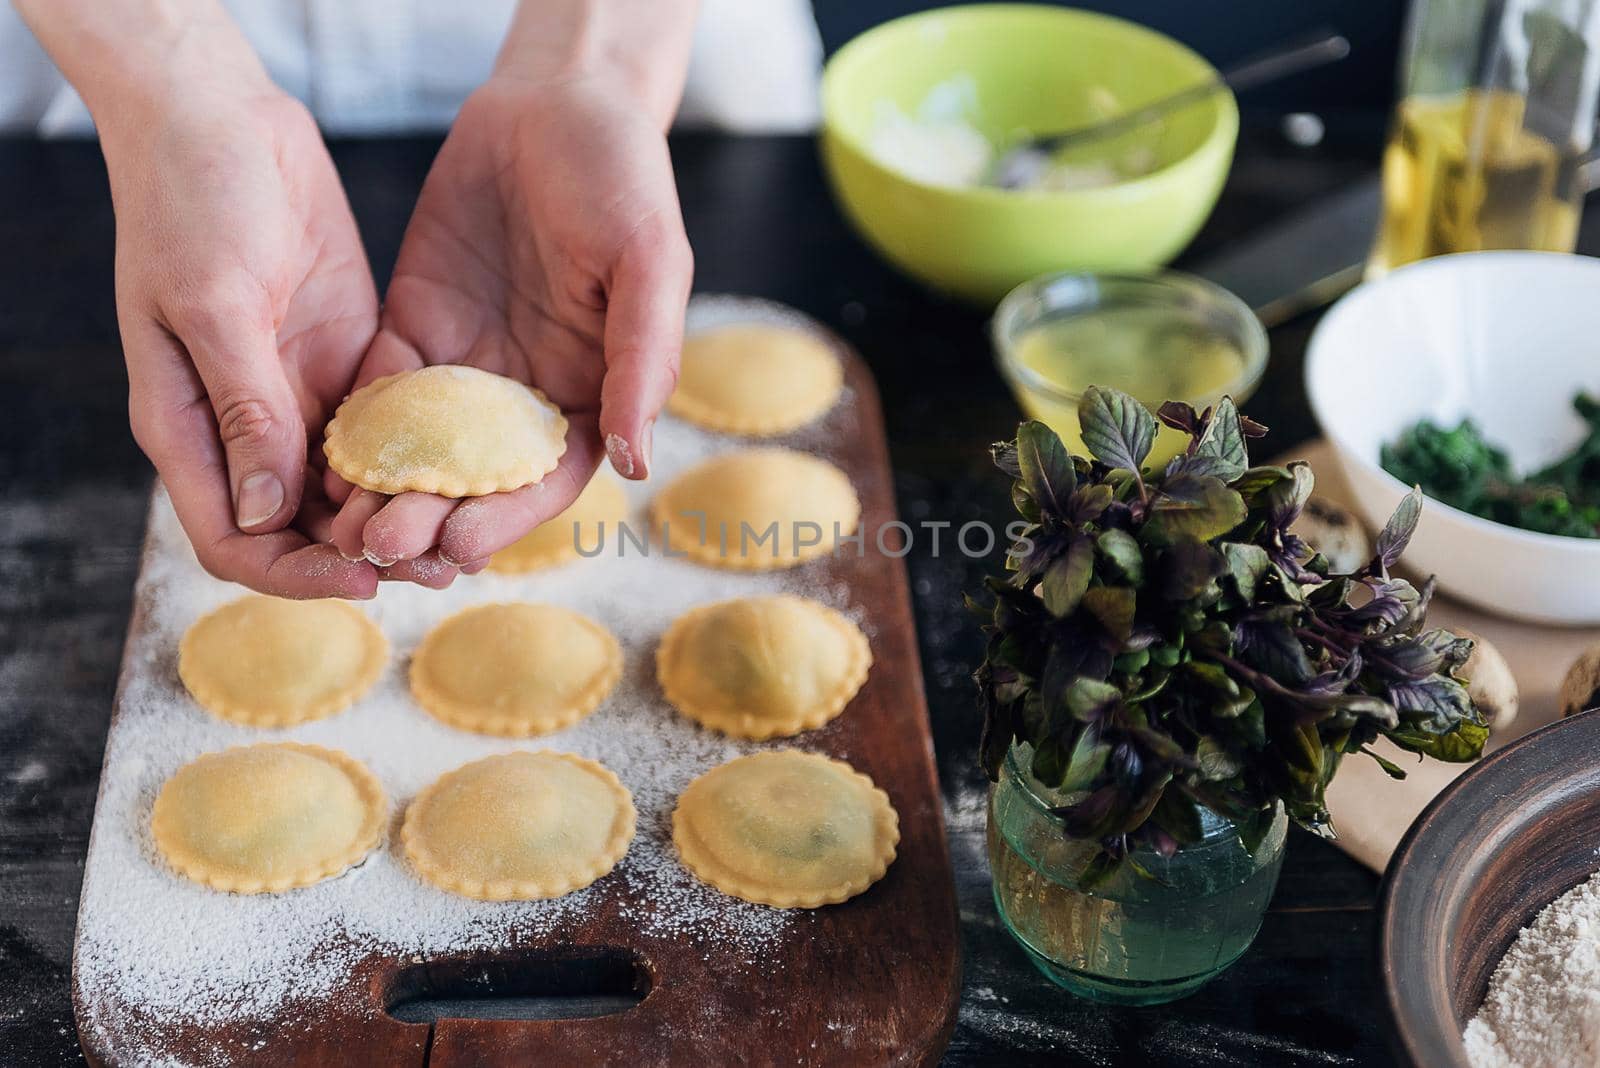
top-left (1379, 708), bottom-right (1600, 1066)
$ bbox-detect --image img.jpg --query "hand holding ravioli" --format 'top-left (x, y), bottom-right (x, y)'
top-left (323, 64), bottom-right (693, 585)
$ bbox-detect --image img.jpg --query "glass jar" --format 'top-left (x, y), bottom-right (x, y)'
top-left (1369, 0), bottom-right (1600, 275)
top-left (991, 270), bottom-right (1267, 471)
top-left (986, 744), bottom-right (1287, 1006)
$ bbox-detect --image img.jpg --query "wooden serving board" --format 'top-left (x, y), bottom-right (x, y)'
top-left (71, 299), bottom-right (961, 1066)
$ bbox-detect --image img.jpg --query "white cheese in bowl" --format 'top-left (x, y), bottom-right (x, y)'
top-left (865, 76), bottom-right (1158, 192)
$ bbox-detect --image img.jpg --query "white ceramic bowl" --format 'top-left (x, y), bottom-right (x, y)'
top-left (1306, 251), bottom-right (1600, 625)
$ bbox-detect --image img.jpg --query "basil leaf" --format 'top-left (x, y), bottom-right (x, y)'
top-left (1079, 386), bottom-right (1157, 473)
top-left (1041, 536), bottom-right (1093, 617)
top-left (1376, 485), bottom-right (1424, 571)
top-left (1191, 397), bottom-right (1248, 482)
top-left (1144, 475), bottom-right (1248, 545)
top-left (1096, 527), bottom-right (1145, 585)
top-left (1016, 420), bottom-right (1075, 515)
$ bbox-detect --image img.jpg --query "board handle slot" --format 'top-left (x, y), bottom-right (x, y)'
top-left (385, 949), bottom-right (651, 1022)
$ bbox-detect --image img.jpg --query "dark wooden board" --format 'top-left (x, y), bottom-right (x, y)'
top-left (70, 336), bottom-right (961, 1067)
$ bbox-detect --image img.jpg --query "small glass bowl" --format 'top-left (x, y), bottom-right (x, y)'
top-left (992, 270), bottom-right (1268, 468)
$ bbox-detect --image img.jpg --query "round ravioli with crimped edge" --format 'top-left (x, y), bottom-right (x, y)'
top-left (672, 750), bottom-right (899, 908)
top-left (323, 365), bottom-right (569, 497)
top-left (487, 476), bottom-right (629, 574)
top-left (649, 448), bottom-right (860, 570)
top-left (657, 595), bottom-right (871, 739)
top-left (668, 323), bottom-right (844, 436)
top-left (402, 751), bottom-right (636, 900)
top-left (409, 603), bottom-right (622, 737)
top-left (178, 596), bottom-right (387, 727)
top-left (151, 743), bottom-right (386, 894)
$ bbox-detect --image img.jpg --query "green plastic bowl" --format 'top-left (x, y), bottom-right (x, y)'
top-left (820, 4), bottom-right (1238, 304)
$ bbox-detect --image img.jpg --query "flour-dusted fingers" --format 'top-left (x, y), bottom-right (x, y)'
top-left (193, 518), bottom-right (376, 601)
top-left (255, 542), bottom-right (382, 600)
top-left (330, 488), bottom-right (390, 563)
top-left (362, 492), bottom-right (457, 564)
top-left (437, 413), bottom-right (603, 567)
top-left (125, 320), bottom-right (377, 600)
top-left (377, 550), bottom-right (459, 589)
top-left (184, 516), bottom-right (376, 600)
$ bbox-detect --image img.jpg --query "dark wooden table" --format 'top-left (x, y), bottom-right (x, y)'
top-left (1, 120), bottom-right (1397, 1066)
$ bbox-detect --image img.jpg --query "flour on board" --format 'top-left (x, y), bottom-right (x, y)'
top-left (75, 298), bottom-right (867, 1047)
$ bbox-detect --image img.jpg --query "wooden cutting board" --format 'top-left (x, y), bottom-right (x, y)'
top-left (71, 300), bottom-right (961, 1066)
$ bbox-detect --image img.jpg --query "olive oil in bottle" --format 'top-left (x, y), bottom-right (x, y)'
top-left (1369, 90), bottom-right (1583, 276)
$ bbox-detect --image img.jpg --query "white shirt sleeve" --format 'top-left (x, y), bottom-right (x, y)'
top-left (678, 0), bottom-right (823, 133)
top-left (0, 4), bottom-right (70, 134)
top-left (0, 0), bottom-right (822, 137)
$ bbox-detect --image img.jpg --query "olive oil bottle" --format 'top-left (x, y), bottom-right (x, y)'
top-left (1369, 90), bottom-right (1583, 276)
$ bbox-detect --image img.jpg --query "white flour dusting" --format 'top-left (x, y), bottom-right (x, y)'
top-left (1465, 869), bottom-right (1600, 1067)
top-left (9, 759), bottom-right (48, 783)
top-left (75, 297), bottom-right (869, 1050)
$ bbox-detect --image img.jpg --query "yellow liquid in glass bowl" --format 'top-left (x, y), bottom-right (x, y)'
top-left (1007, 306), bottom-right (1250, 469)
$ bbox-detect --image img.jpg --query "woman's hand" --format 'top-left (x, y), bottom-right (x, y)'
top-left (327, 72), bottom-right (693, 575)
top-left (17, 1), bottom-right (384, 598)
top-left (19, 0), bottom-right (697, 592)
top-left (106, 85), bottom-right (382, 598)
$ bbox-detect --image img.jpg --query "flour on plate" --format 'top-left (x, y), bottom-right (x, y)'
top-left (1465, 869), bottom-right (1600, 1067)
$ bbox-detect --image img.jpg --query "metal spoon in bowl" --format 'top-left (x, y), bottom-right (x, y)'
top-left (986, 29), bottom-right (1352, 190)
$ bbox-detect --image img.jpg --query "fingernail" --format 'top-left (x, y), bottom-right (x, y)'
top-left (236, 472), bottom-right (284, 530)
top-left (438, 550), bottom-right (463, 568)
top-left (363, 548), bottom-right (397, 568)
top-left (338, 549), bottom-right (362, 562)
top-left (606, 432), bottom-right (635, 478)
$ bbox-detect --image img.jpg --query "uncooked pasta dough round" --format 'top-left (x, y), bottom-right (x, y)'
top-left (668, 324), bottom-right (843, 435)
top-left (152, 743), bottom-right (386, 894)
top-left (409, 603), bottom-right (622, 736)
top-left (402, 751), bottom-right (635, 901)
top-left (649, 448), bottom-right (860, 570)
top-left (672, 750), bottom-right (899, 908)
top-left (178, 596), bottom-right (387, 727)
top-left (657, 595), bottom-right (871, 739)
top-left (323, 365), bottom-right (568, 497)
